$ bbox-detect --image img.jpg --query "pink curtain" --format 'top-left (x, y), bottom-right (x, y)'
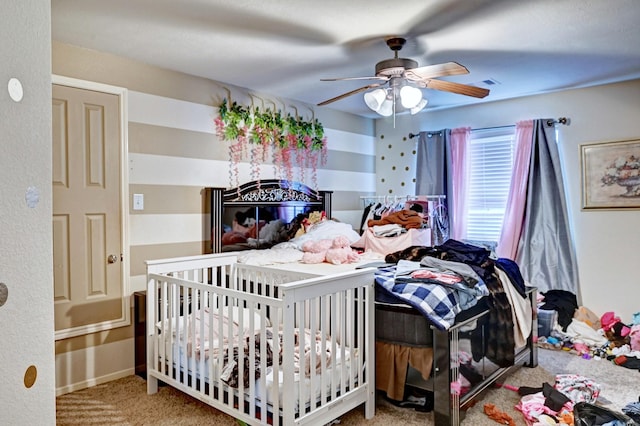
top-left (496, 120), bottom-right (534, 259)
top-left (449, 127), bottom-right (471, 240)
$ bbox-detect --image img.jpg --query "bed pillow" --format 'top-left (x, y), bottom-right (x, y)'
top-left (289, 220), bottom-right (360, 250)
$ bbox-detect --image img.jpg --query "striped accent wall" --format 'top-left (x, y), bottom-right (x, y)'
top-left (52, 42), bottom-right (376, 295)
top-left (127, 92), bottom-right (376, 291)
top-left (51, 43), bottom-right (376, 380)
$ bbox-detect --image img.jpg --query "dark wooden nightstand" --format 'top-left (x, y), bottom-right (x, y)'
top-left (133, 291), bottom-right (147, 378)
top-left (133, 290), bottom-right (192, 380)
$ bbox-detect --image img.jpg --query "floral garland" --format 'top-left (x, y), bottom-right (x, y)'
top-left (214, 99), bottom-right (327, 191)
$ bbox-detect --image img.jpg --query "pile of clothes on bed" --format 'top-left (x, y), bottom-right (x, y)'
top-left (377, 239), bottom-right (531, 368)
top-left (374, 239), bottom-right (534, 407)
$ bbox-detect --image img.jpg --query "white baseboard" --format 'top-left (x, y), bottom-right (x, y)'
top-left (56, 368), bottom-right (134, 396)
top-left (55, 338), bottom-right (135, 396)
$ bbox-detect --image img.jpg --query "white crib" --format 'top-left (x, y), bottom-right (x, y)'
top-left (145, 253), bottom-right (375, 425)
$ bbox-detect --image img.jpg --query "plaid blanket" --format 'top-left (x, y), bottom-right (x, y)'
top-left (375, 265), bottom-right (487, 330)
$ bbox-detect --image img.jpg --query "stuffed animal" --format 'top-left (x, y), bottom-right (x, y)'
top-left (325, 235), bottom-right (360, 265)
top-left (601, 311), bottom-right (631, 347)
top-left (301, 239), bottom-right (333, 264)
top-left (300, 236), bottom-right (359, 265)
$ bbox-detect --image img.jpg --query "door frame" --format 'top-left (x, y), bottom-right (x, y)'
top-left (52, 74), bottom-right (131, 340)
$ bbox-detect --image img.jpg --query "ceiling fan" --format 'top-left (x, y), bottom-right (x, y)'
top-left (317, 37), bottom-right (490, 116)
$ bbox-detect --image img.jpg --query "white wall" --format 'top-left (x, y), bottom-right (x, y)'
top-left (0, 1), bottom-right (56, 424)
top-left (375, 79), bottom-right (640, 323)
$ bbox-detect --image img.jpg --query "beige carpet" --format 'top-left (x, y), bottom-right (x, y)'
top-left (56, 348), bottom-right (638, 425)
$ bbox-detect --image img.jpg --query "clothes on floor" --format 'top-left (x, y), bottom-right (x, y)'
top-left (622, 400), bottom-right (640, 423)
top-left (517, 382), bottom-right (572, 412)
top-left (484, 403), bottom-right (516, 426)
top-left (539, 290), bottom-right (578, 332)
top-left (613, 355), bottom-right (640, 370)
top-left (565, 318), bottom-right (610, 347)
top-left (574, 306), bottom-right (602, 330)
top-left (554, 374), bottom-right (601, 404)
top-left (515, 391), bottom-right (574, 426)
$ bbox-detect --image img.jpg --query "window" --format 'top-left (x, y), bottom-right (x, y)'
top-left (465, 127), bottom-right (515, 243)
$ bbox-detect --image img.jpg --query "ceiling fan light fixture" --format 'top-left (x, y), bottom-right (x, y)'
top-left (410, 98), bottom-right (428, 115)
top-left (400, 85), bottom-right (422, 109)
top-left (364, 88), bottom-right (387, 112)
top-left (318, 37), bottom-right (488, 116)
top-left (378, 97), bottom-right (394, 117)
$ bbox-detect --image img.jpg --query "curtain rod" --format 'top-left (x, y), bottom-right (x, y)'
top-left (407, 117), bottom-right (569, 139)
top-left (546, 117), bottom-right (569, 126)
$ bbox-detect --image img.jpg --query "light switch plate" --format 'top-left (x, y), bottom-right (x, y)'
top-left (133, 193), bottom-right (144, 210)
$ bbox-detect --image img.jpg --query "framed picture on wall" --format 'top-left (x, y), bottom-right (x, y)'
top-left (581, 139), bottom-right (640, 210)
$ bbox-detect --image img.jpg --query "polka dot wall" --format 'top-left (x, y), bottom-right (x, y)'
top-left (375, 133), bottom-right (418, 195)
top-left (5, 75), bottom-right (44, 393)
top-left (2, 3), bottom-right (57, 421)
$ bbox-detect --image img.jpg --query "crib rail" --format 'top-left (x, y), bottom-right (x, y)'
top-left (145, 255), bottom-right (375, 426)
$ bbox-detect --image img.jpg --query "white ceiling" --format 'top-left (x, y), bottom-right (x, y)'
top-left (51, 0), bottom-right (640, 119)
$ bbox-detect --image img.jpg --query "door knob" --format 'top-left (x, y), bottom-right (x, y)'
top-left (107, 254), bottom-right (118, 264)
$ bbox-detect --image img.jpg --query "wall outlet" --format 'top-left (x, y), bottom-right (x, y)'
top-left (133, 193), bottom-right (144, 210)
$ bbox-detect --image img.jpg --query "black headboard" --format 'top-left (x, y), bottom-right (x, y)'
top-left (205, 179), bottom-right (333, 253)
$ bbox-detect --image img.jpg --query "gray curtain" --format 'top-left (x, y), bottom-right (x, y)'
top-left (415, 130), bottom-right (452, 244)
top-left (516, 119), bottom-right (580, 296)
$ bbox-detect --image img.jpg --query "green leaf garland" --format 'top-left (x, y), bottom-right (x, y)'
top-left (214, 98), bottom-right (327, 189)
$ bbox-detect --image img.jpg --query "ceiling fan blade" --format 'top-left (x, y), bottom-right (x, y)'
top-left (317, 83), bottom-right (384, 106)
top-left (405, 0), bottom-right (510, 37)
top-left (404, 62), bottom-right (469, 80)
top-left (422, 79), bottom-right (489, 98)
top-left (321, 76), bottom-right (389, 82)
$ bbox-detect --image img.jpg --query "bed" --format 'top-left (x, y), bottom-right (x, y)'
top-left (145, 253), bottom-right (376, 426)
top-left (376, 280), bottom-right (538, 425)
top-left (373, 240), bottom-right (538, 425)
top-left (150, 179), bottom-right (538, 426)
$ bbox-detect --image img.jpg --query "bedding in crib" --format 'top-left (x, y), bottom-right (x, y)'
top-left (161, 307), bottom-right (357, 410)
top-left (168, 325), bottom-right (357, 409)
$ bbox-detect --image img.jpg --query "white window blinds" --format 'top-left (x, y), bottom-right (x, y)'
top-left (465, 127), bottom-right (515, 243)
